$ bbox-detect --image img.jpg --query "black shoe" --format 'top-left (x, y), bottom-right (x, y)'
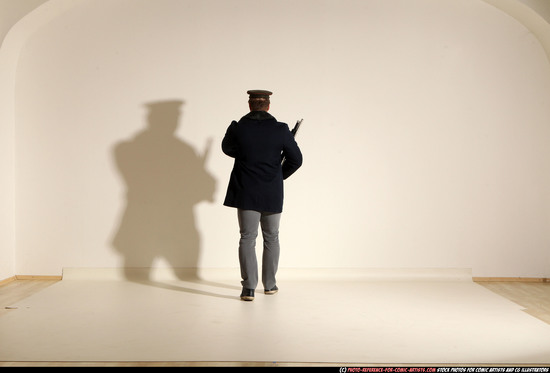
top-left (264, 286), bottom-right (278, 295)
top-left (240, 288), bottom-right (255, 301)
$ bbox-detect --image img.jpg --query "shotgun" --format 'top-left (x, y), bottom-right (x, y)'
top-left (282, 118), bottom-right (303, 165)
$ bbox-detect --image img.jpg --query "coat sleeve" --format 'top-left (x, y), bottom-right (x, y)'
top-left (281, 126), bottom-right (303, 180)
top-left (222, 121), bottom-right (239, 158)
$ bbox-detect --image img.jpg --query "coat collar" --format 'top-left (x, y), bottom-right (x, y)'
top-left (243, 111), bottom-right (275, 121)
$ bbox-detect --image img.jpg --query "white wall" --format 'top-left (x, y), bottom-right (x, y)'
top-left (0, 0), bottom-right (48, 280)
top-left (6, 0), bottom-right (550, 278)
top-left (0, 0), bottom-right (65, 281)
top-left (0, 35), bottom-right (15, 279)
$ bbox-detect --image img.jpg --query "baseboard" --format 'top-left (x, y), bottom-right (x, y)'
top-left (473, 277), bottom-right (550, 283)
top-left (61, 267), bottom-right (475, 282)
top-left (15, 275), bottom-right (63, 281)
top-left (0, 276), bottom-right (16, 286)
top-left (3, 271), bottom-right (548, 284)
top-left (0, 275), bottom-right (63, 285)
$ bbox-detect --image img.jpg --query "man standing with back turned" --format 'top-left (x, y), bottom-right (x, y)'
top-left (222, 90), bottom-right (303, 301)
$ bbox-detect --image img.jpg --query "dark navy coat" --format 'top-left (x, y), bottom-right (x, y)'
top-left (222, 111), bottom-right (303, 213)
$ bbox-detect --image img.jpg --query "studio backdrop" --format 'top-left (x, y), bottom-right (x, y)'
top-left (2, 0), bottom-right (550, 279)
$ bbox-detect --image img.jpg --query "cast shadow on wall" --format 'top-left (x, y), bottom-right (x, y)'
top-left (111, 100), bottom-right (235, 298)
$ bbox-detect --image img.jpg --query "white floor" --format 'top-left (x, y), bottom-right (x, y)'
top-left (1, 269), bottom-right (550, 365)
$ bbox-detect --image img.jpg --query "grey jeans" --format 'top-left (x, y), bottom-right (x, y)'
top-left (237, 209), bottom-right (281, 290)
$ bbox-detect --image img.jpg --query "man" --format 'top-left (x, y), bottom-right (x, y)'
top-left (222, 90), bottom-right (303, 301)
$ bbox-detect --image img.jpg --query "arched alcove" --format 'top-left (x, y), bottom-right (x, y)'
top-left (2, 0), bottom-right (550, 279)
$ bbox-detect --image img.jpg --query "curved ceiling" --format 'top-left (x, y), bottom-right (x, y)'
top-left (483, 0), bottom-right (550, 63)
top-left (1, 0), bottom-right (550, 60)
top-left (0, 0), bottom-right (48, 48)
top-left (519, 0), bottom-right (550, 24)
